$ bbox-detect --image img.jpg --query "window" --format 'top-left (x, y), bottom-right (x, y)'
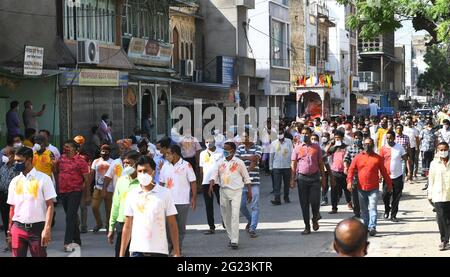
top-left (181, 42), bottom-right (185, 60)
top-left (322, 39), bottom-right (328, 62)
top-left (122, 0), bottom-right (169, 42)
top-left (271, 19), bottom-right (290, 67)
top-left (309, 46), bottom-right (316, 66)
top-left (64, 0), bottom-right (116, 43)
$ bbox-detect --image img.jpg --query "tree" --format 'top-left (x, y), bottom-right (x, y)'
top-left (337, 0), bottom-right (450, 45)
top-left (417, 44), bottom-right (450, 95)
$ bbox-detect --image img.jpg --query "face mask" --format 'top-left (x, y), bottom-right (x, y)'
top-left (123, 165), bottom-right (135, 176)
top-left (321, 137), bottom-right (329, 144)
top-left (311, 140), bottom-right (319, 144)
top-left (214, 130), bottom-right (220, 135)
top-left (444, 125), bottom-right (449, 130)
top-left (100, 153), bottom-right (110, 160)
top-left (363, 144), bottom-right (374, 153)
top-left (335, 140), bottom-right (342, 147)
top-left (33, 143), bottom-right (41, 152)
top-left (137, 173), bottom-right (153, 187)
top-left (278, 134), bottom-right (284, 140)
top-left (365, 121), bottom-right (370, 126)
top-left (2, 156), bottom-right (9, 164)
top-left (388, 141), bottom-right (396, 147)
top-left (223, 150), bottom-right (231, 158)
top-left (206, 142), bottom-right (215, 149)
top-left (14, 161), bottom-right (26, 172)
top-left (300, 135), bottom-right (310, 143)
top-left (13, 143), bottom-right (23, 149)
top-left (438, 150), bottom-right (449, 159)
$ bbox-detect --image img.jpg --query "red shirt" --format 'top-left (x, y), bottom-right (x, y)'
top-left (291, 143), bottom-right (323, 175)
top-left (346, 152), bottom-right (392, 191)
top-left (57, 154), bottom-right (90, 193)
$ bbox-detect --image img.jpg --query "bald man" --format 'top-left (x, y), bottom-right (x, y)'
top-left (333, 218), bottom-right (369, 257)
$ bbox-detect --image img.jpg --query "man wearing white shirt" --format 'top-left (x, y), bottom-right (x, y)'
top-left (269, 129), bottom-right (293, 205)
top-left (199, 137), bottom-right (224, 234)
top-left (120, 156), bottom-right (180, 257)
top-left (369, 99), bottom-right (379, 117)
top-left (436, 119), bottom-right (450, 144)
top-left (403, 118), bottom-right (420, 178)
top-left (379, 131), bottom-right (409, 222)
top-left (159, 145), bottom-right (196, 255)
top-left (38, 129), bottom-right (61, 160)
top-left (7, 147), bottom-right (56, 257)
top-left (209, 142), bottom-right (252, 250)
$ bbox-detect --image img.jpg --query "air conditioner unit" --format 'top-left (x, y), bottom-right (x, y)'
top-left (180, 59), bottom-right (194, 77)
top-left (193, 70), bottom-right (203, 83)
top-left (77, 40), bottom-right (100, 64)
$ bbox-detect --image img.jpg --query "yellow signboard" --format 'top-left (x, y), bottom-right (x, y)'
top-left (79, 69), bottom-right (119, 86)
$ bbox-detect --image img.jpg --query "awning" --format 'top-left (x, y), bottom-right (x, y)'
top-left (178, 81), bottom-right (231, 91)
top-left (129, 75), bottom-right (181, 83)
top-left (133, 66), bottom-right (177, 74)
top-left (0, 66), bottom-right (63, 79)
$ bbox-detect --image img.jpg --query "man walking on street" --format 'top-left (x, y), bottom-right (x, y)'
top-left (98, 114), bottom-right (112, 144)
top-left (420, 121), bottom-right (437, 178)
top-left (236, 130), bottom-right (262, 238)
top-left (344, 131), bottom-right (364, 218)
top-left (7, 147), bottom-right (56, 257)
top-left (209, 142), bottom-right (252, 250)
top-left (347, 138), bottom-right (392, 236)
top-left (199, 137), bottom-right (223, 234)
top-left (108, 150), bottom-right (141, 257)
top-left (120, 156), bottom-right (180, 257)
top-left (428, 142), bottom-right (450, 251)
top-left (380, 131), bottom-right (409, 222)
top-left (269, 128), bottom-right (293, 205)
top-left (38, 130), bottom-right (61, 161)
top-left (394, 124), bottom-right (412, 183)
top-left (403, 117), bottom-right (420, 179)
top-left (22, 101), bottom-right (45, 131)
top-left (290, 127), bottom-right (327, 234)
top-left (56, 140), bottom-right (90, 252)
top-left (437, 119), bottom-right (450, 145)
top-left (159, 145), bottom-right (197, 255)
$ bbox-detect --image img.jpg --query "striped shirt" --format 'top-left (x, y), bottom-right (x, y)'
top-left (235, 144), bottom-right (262, 185)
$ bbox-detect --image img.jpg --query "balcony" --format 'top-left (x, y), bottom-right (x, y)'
top-left (235, 0), bottom-right (255, 9)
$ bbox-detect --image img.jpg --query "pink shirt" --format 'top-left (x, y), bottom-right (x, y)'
top-left (291, 143), bottom-right (323, 175)
top-left (330, 147), bottom-right (346, 173)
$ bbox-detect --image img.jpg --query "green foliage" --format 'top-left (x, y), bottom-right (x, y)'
top-left (337, 0), bottom-right (450, 45)
top-left (417, 44), bottom-right (450, 93)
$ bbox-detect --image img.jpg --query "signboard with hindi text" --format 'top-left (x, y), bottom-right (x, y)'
top-left (127, 37), bottom-right (172, 67)
top-left (23, 46), bottom-right (44, 76)
top-left (79, 69), bottom-right (119, 86)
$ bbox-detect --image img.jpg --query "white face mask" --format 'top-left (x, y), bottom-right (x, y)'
top-left (335, 140), bottom-right (342, 147)
top-left (321, 137), bottom-right (329, 143)
top-left (13, 143), bottom-right (23, 149)
top-left (123, 165), bottom-right (135, 176)
top-left (33, 143), bottom-right (41, 152)
top-left (444, 125), bottom-right (449, 130)
top-left (278, 134), bottom-right (284, 140)
top-left (137, 173), bottom-right (153, 187)
top-left (2, 155), bottom-right (9, 164)
top-left (438, 150), bottom-right (449, 159)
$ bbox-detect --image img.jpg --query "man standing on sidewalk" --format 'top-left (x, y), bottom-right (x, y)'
top-left (290, 127), bottom-right (327, 235)
top-left (209, 141), bottom-right (252, 250)
top-left (380, 131), bottom-right (409, 222)
top-left (236, 130), bottom-right (262, 238)
top-left (269, 128), bottom-right (293, 205)
top-left (7, 147), bottom-right (56, 257)
top-left (347, 138), bottom-right (392, 236)
top-left (428, 142), bottom-right (450, 251)
top-left (343, 131), bottom-right (364, 218)
top-left (199, 137), bottom-right (223, 234)
top-left (159, 145), bottom-right (197, 255)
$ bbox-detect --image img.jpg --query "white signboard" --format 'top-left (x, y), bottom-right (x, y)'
top-left (23, 46), bottom-right (44, 76)
top-left (269, 82), bottom-right (290, 96)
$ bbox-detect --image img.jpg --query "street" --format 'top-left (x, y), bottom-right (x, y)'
top-left (0, 174), bottom-right (446, 257)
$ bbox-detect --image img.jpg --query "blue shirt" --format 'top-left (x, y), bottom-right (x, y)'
top-left (6, 110), bottom-right (20, 136)
top-left (153, 154), bottom-right (167, 185)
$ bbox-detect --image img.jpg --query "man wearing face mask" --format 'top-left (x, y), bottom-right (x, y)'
top-left (108, 150), bottom-right (141, 257)
top-left (6, 147), bottom-right (56, 257)
top-left (199, 137), bottom-right (224, 234)
top-left (0, 146), bottom-right (18, 252)
top-left (326, 131), bottom-right (352, 214)
top-left (419, 121), bottom-right (437, 178)
top-left (159, 145), bottom-right (197, 255)
top-left (22, 101), bottom-right (45, 131)
top-left (437, 119), bottom-right (450, 145)
top-left (55, 140), bottom-right (90, 252)
top-left (380, 131), bottom-right (409, 222)
top-left (290, 127), bottom-right (327, 234)
top-left (376, 120), bottom-right (389, 153)
top-left (394, 124), bottom-right (412, 182)
top-left (344, 131), bottom-right (364, 218)
top-left (347, 138), bottom-right (392, 236)
top-left (154, 138), bottom-right (170, 185)
top-left (103, 139), bottom-right (132, 200)
top-left (120, 156), bottom-right (180, 257)
top-left (90, 145), bottom-right (114, 233)
top-left (269, 129), bottom-right (293, 205)
top-left (428, 142), bottom-right (450, 250)
top-left (319, 132), bottom-right (332, 206)
top-left (32, 135), bottom-right (55, 178)
top-left (209, 142), bottom-right (252, 250)
top-left (403, 117), bottom-right (420, 179)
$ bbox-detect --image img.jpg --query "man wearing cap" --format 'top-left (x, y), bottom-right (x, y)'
top-left (90, 145), bottom-right (114, 232)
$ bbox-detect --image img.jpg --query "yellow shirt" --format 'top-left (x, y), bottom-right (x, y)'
top-left (437, 112), bottom-right (449, 125)
top-left (376, 128), bottom-right (388, 151)
top-left (33, 150), bottom-right (54, 177)
top-left (428, 159), bottom-right (450, 202)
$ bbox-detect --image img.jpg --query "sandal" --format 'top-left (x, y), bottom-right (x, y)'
top-left (93, 225), bottom-right (103, 233)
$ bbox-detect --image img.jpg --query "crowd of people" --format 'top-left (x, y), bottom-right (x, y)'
top-left (0, 101), bottom-right (449, 257)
